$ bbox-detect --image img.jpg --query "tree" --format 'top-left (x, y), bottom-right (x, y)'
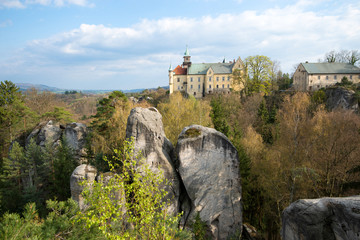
top-left (0, 81), bottom-right (29, 158)
top-left (157, 92), bottom-right (212, 145)
top-left (210, 95), bottom-right (230, 136)
top-left (49, 137), bottom-right (77, 201)
top-left (325, 50), bottom-right (337, 63)
top-left (77, 138), bottom-right (189, 239)
top-left (324, 49), bottom-right (360, 65)
top-left (90, 91), bottom-right (131, 156)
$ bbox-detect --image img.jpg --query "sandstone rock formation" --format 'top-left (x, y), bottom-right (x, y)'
top-left (125, 107), bottom-right (180, 215)
top-left (282, 196), bottom-right (360, 240)
top-left (70, 164), bottom-right (97, 210)
top-left (26, 120), bottom-right (62, 147)
top-left (26, 120), bottom-right (88, 162)
top-left (176, 125), bottom-right (242, 239)
top-left (326, 87), bottom-right (359, 112)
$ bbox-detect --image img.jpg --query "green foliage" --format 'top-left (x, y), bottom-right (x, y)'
top-left (49, 137), bottom-right (77, 201)
top-left (89, 90), bottom-right (130, 156)
top-left (210, 95), bottom-right (230, 136)
top-left (256, 99), bottom-right (277, 144)
top-left (0, 202), bottom-right (42, 240)
top-left (42, 106), bottom-right (74, 123)
top-left (0, 136), bottom-right (76, 216)
top-left (0, 199), bottom-right (102, 240)
top-left (0, 81), bottom-right (31, 158)
top-left (77, 138), bottom-right (189, 239)
top-left (277, 73), bottom-right (292, 90)
top-left (191, 212), bottom-right (207, 240)
top-left (184, 128), bottom-right (201, 138)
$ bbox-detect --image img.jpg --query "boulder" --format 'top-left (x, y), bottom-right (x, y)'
top-left (125, 107), bottom-right (180, 215)
top-left (65, 122), bottom-right (88, 161)
top-left (176, 125), bottom-right (242, 240)
top-left (26, 120), bottom-right (88, 162)
top-left (282, 196), bottom-right (360, 240)
top-left (26, 120), bottom-right (62, 147)
top-left (326, 87), bottom-right (359, 112)
top-left (70, 164), bottom-right (97, 210)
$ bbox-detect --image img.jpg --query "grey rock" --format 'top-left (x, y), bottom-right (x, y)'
top-left (282, 196), bottom-right (360, 240)
top-left (326, 87), bottom-right (359, 112)
top-left (26, 120), bottom-right (88, 162)
top-left (70, 164), bottom-right (97, 210)
top-left (27, 120), bottom-right (62, 147)
top-left (125, 107), bottom-right (181, 216)
top-left (65, 122), bottom-right (88, 161)
top-left (176, 125), bottom-right (242, 240)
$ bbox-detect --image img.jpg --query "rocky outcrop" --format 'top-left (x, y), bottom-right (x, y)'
top-left (125, 107), bottom-right (180, 215)
top-left (26, 120), bottom-right (88, 162)
top-left (70, 164), bottom-right (97, 210)
top-left (326, 87), bottom-right (359, 112)
top-left (176, 125), bottom-right (242, 240)
top-left (282, 196), bottom-right (360, 240)
top-left (26, 120), bottom-right (62, 147)
top-left (65, 122), bottom-right (88, 162)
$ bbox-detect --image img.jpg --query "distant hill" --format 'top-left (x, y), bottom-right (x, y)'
top-left (14, 83), bottom-right (168, 94)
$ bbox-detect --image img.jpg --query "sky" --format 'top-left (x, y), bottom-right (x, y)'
top-left (0, 0), bottom-right (359, 90)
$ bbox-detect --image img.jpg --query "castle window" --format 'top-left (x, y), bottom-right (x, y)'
top-left (178, 86), bottom-right (180, 90)
top-left (334, 75), bottom-right (337, 80)
top-left (194, 92), bottom-right (196, 96)
top-left (209, 77), bottom-right (212, 82)
top-left (350, 75), bottom-right (352, 80)
top-left (177, 78), bottom-right (180, 82)
top-left (318, 76), bottom-right (320, 80)
top-left (216, 85), bottom-right (219, 88)
top-left (198, 85), bottom-right (200, 89)
top-left (209, 85), bottom-right (211, 89)
top-left (191, 85), bottom-right (193, 89)
top-left (227, 76), bottom-right (230, 81)
top-left (227, 84), bottom-right (229, 88)
top-left (217, 77), bottom-right (219, 81)
top-left (326, 76), bottom-right (329, 80)
top-left (190, 77), bottom-right (193, 82)
top-left (222, 84), bottom-right (224, 88)
top-left (222, 77), bottom-right (225, 81)
top-left (198, 77), bottom-right (201, 82)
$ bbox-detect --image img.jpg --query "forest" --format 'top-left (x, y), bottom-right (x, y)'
top-left (0, 53), bottom-right (360, 239)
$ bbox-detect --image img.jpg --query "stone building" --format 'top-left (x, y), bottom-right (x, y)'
top-left (293, 62), bottom-right (360, 91)
top-left (168, 47), bottom-right (244, 98)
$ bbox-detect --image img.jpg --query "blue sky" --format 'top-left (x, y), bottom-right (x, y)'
top-left (0, 0), bottom-right (359, 90)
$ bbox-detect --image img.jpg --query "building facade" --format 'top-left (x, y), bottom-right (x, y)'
top-left (293, 62), bottom-right (360, 91)
top-left (169, 47), bottom-right (244, 98)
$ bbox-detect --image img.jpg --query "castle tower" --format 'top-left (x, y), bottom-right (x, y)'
top-left (168, 64), bottom-right (174, 94)
top-left (183, 46), bottom-right (191, 68)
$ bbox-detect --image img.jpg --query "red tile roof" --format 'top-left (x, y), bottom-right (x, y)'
top-left (173, 65), bottom-right (187, 75)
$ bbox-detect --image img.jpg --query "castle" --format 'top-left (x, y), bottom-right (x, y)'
top-left (168, 47), bottom-right (244, 98)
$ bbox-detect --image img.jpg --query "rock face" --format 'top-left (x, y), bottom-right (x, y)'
top-left (282, 196), bottom-right (360, 240)
top-left (70, 164), bottom-right (97, 210)
top-left (326, 87), bottom-right (359, 112)
top-left (26, 120), bottom-right (62, 147)
top-left (176, 125), bottom-right (242, 240)
top-left (125, 107), bottom-right (180, 215)
top-left (26, 120), bottom-right (88, 162)
top-left (65, 122), bottom-right (88, 162)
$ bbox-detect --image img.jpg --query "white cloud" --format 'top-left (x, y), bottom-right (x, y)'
top-left (1, 0), bottom-right (360, 89)
top-left (0, 0), bottom-right (25, 8)
top-left (0, 0), bottom-right (93, 8)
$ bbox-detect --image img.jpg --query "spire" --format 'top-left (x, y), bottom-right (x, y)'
top-left (168, 64), bottom-right (172, 71)
top-left (184, 45), bottom-right (190, 56)
top-left (223, 57), bottom-right (226, 63)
